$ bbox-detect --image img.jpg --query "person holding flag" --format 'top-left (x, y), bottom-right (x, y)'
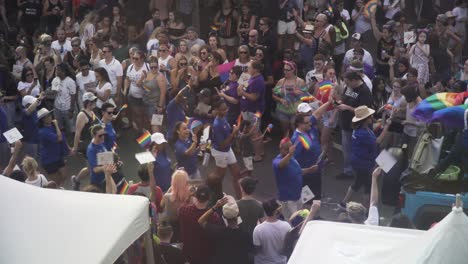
top-left (291, 101), bottom-right (332, 201)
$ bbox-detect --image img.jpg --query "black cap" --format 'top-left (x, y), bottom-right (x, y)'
top-left (195, 185), bottom-right (210, 203)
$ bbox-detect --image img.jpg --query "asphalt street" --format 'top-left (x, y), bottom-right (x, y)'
top-left (64, 127), bottom-right (394, 224)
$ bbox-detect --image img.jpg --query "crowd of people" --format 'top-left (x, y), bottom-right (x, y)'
top-left (1, 0), bottom-right (468, 263)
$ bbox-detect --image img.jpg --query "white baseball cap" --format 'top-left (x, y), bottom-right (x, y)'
top-left (37, 108), bottom-right (53, 119)
top-left (151, 132), bottom-right (167, 144)
top-left (22, 95), bottom-right (37, 107)
top-left (297, 102), bottom-right (312, 113)
top-left (82, 92), bottom-right (97, 102)
top-left (223, 201), bottom-right (240, 220)
top-left (352, 33), bottom-right (361, 41)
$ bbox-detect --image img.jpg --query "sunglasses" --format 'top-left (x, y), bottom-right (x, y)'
top-left (159, 49), bottom-right (167, 52)
top-left (97, 133), bottom-right (106, 138)
top-left (150, 66), bottom-right (158, 69)
top-left (102, 50), bottom-right (110, 53)
top-left (179, 62), bottom-right (187, 66)
top-left (72, 44), bottom-right (79, 47)
top-left (239, 51), bottom-right (248, 54)
top-left (200, 51), bottom-right (207, 54)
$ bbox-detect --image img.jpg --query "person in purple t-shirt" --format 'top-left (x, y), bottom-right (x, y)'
top-left (238, 60), bottom-right (265, 162)
top-left (208, 100), bottom-right (242, 200)
top-left (216, 66), bottom-right (243, 126)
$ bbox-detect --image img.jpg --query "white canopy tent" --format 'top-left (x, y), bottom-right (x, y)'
top-left (0, 176), bottom-right (150, 264)
top-left (289, 206), bottom-right (468, 264)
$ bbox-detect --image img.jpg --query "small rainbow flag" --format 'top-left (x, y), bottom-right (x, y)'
top-left (254, 111), bottom-right (262, 119)
top-left (298, 134), bottom-right (311, 150)
top-left (300, 95), bottom-right (316, 102)
top-left (319, 80), bottom-right (333, 93)
top-left (236, 114), bottom-right (243, 127)
top-left (120, 104), bottom-right (128, 111)
top-left (383, 104), bottom-right (393, 111)
top-left (266, 124), bottom-right (273, 133)
top-left (136, 131), bottom-right (152, 148)
top-left (119, 180), bottom-right (129, 194)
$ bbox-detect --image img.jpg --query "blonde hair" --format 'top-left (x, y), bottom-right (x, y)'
top-left (80, 11), bottom-right (99, 36)
top-left (149, 26), bottom-right (163, 40)
top-left (170, 170), bottom-right (190, 203)
top-left (22, 156), bottom-right (39, 176)
top-left (346, 202), bottom-right (367, 223)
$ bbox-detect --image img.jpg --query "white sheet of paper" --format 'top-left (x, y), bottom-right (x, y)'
top-left (3, 128), bottom-right (23, 144)
top-left (238, 73), bottom-right (251, 86)
top-left (404, 31), bottom-right (416, 44)
top-left (135, 151), bottom-right (156, 164)
top-left (375, 149), bottom-right (397, 173)
top-left (202, 152), bottom-right (210, 166)
top-left (151, 114), bottom-right (164, 126)
top-left (12, 65), bottom-right (23, 78)
top-left (200, 126), bottom-right (210, 143)
top-left (243, 156), bottom-right (254, 171)
top-left (301, 185), bottom-right (315, 204)
top-left (97, 151), bottom-right (114, 165)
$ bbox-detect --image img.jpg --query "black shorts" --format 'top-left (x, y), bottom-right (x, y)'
top-left (42, 159), bottom-right (65, 174)
top-left (351, 167), bottom-right (372, 194)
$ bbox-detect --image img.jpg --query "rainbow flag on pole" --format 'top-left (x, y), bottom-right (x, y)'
top-left (136, 131), bottom-right (152, 149)
top-left (119, 180), bottom-right (129, 194)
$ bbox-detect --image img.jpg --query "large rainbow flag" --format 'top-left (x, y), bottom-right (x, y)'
top-left (412, 92), bottom-right (468, 128)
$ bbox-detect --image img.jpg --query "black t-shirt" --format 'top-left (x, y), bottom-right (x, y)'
top-left (205, 223), bottom-right (252, 264)
top-left (159, 243), bottom-right (186, 264)
top-left (340, 83), bottom-right (372, 131)
top-left (20, 0), bottom-right (42, 23)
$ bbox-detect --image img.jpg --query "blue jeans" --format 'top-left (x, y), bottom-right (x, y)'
top-left (4, 101), bottom-right (16, 129)
top-left (341, 130), bottom-right (354, 176)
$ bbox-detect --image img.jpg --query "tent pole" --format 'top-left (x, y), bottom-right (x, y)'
top-left (145, 229), bottom-right (155, 264)
top-left (455, 193), bottom-right (461, 208)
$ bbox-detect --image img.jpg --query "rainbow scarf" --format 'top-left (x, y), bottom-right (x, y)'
top-left (119, 180), bottom-right (129, 194)
top-left (413, 92), bottom-right (468, 129)
top-left (297, 133), bottom-right (312, 150)
top-left (300, 95), bottom-right (316, 102)
top-left (136, 131), bottom-right (152, 149)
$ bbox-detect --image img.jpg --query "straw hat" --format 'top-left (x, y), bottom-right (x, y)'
top-left (302, 24), bottom-right (314, 34)
top-left (352, 105), bottom-right (375, 122)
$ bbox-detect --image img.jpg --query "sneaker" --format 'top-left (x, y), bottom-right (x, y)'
top-left (71, 175), bottom-right (80, 191)
top-left (337, 202), bottom-right (347, 211)
top-left (335, 173), bottom-right (353, 180)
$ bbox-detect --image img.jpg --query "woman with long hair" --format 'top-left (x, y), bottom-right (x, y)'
top-left (170, 55), bottom-right (197, 100)
top-left (160, 169), bottom-right (191, 242)
top-left (18, 67), bottom-right (41, 97)
top-left (79, 11), bottom-right (99, 50)
top-left (199, 50), bottom-right (223, 94)
top-left (370, 13), bottom-right (397, 78)
top-left (208, 35), bottom-right (227, 62)
top-left (408, 30), bottom-right (430, 85)
top-left (23, 156), bottom-right (49, 187)
top-left (87, 67), bottom-right (112, 109)
top-left (237, 3), bottom-right (256, 45)
top-left (142, 56), bottom-right (167, 132)
top-left (216, 65), bottom-right (243, 126)
top-left (173, 121), bottom-right (200, 179)
top-left (88, 36), bottom-right (103, 70)
top-left (167, 11), bottom-right (187, 43)
top-left (125, 49), bottom-right (149, 133)
top-left (272, 61), bottom-right (306, 137)
top-left (176, 39), bottom-right (191, 60)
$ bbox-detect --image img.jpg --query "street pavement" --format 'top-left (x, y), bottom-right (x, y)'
top-left (64, 127), bottom-right (394, 225)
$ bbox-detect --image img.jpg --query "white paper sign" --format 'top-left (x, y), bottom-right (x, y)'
top-left (151, 114), bottom-right (164, 126)
top-left (12, 65), bottom-right (23, 78)
top-left (375, 149), bottom-right (397, 173)
top-left (135, 151), bottom-right (156, 164)
top-left (202, 152), bottom-right (211, 166)
top-left (97, 151), bottom-right (114, 165)
top-left (238, 73), bottom-right (251, 86)
top-left (200, 126), bottom-right (210, 143)
top-left (3, 128), bottom-right (23, 144)
top-left (243, 156), bottom-right (254, 171)
top-left (301, 186), bottom-right (315, 203)
top-left (404, 31), bottom-right (416, 45)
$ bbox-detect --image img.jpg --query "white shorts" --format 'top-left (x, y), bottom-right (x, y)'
top-left (211, 148), bottom-right (237, 168)
top-left (279, 200), bottom-right (303, 221)
top-left (219, 36), bottom-right (238, 47)
top-left (322, 110), bottom-right (338, 128)
top-left (278, 20), bottom-right (296, 35)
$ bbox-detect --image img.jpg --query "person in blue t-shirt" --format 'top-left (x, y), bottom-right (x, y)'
top-left (272, 138), bottom-right (317, 220)
top-left (100, 102), bottom-right (117, 151)
top-left (173, 121), bottom-right (200, 179)
top-left (38, 108), bottom-right (69, 187)
top-left (0, 102), bottom-right (10, 170)
top-left (208, 100), bottom-right (241, 200)
top-left (339, 106), bottom-right (378, 209)
top-left (291, 101), bottom-right (331, 200)
top-left (149, 132), bottom-right (172, 192)
top-left (87, 124), bottom-right (108, 189)
top-left (166, 86), bottom-right (188, 141)
top-left (21, 94), bottom-right (43, 160)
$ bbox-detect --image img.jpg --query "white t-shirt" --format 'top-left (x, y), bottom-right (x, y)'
top-left (127, 63), bottom-right (150, 99)
top-left (453, 6), bottom-right (467, 33)
top-left (76, 71), bottom-right (97, 109)
top-left (362, 74), bottom-right (373, 93)
top-left (96, 82), bottom-right (112, 108)
top-left (17, 81), bottom-right (41, 97)
top-left (51, 40), bottom-right (72, 61)
top-left (12, 59), bottom-right (33, 79)
top-left (99, 58), bottom-right (123, 95)
top-left (364, 205), bottom-right (379, 226)
top-left (253, 220), bottom-right (291, 264)
top-left (305, 69), bottom-right (324, 87)
top-left (25, 174), bottom-right (48, 187)
top-left (81, 23), bottom-right (95, 49)
top-left (341, 9), bottom-right (351, 21)
top-left (146, 39), bottom-right (160, 56)
top-left (53, 76), bottom-right (77, 111)
top-left (234, 59), bottom-right (249, 72)
top-left (344, 48), bottom-right (374, 67)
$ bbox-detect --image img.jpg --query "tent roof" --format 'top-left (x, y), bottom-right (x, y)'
top-left (0, 176), bottom-right (149, 264)
top-left (289, 220), bottom-right (423, 264)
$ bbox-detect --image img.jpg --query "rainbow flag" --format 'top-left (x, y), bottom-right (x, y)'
top-left (119, 180), bottom-right (129, 194)
top-left (266, 124), bottom-right (273, 133)
top-left (297, 134), bottom-right (311, 150)
top-left (120, 104), bottom-right (128, 111)
top-left (254, 111), bottom-right (262, 119)
top-left (300, 95), bottom-right (316, 102)
top-left (136, 131), bottom-right (152, 148)
top-left (431, 105), bottom-right (468, 129)
top-left (413, 92), bottom-right (468, 122)
top-left (217, 60), bottom-right (236, 82)
top-left (383, 104), bottom-right (393, 111)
